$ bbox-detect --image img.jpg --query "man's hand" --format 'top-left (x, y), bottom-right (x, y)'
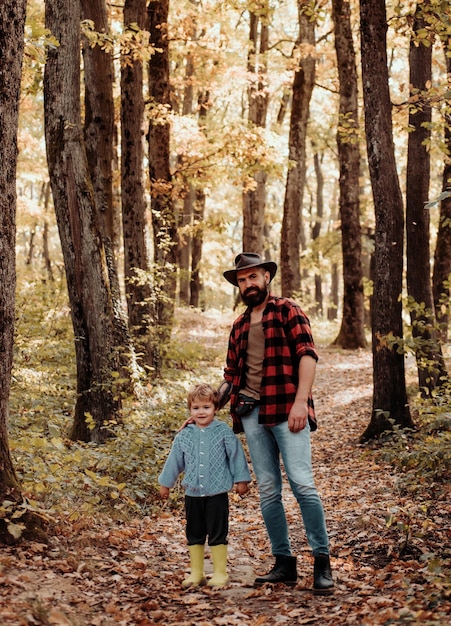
top-left (217, 379), bottom-right (231, 409)
top-left (287, 400), bottom-right (308, 433)
top-left (178, 417), bottom-right (194, 432)
top-left (288, 355), bottom-right (315, 432)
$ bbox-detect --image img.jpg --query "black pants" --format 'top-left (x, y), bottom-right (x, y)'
top-left (185, 492), bottom-right (229, 546)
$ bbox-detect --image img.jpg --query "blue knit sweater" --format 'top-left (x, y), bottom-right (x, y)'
top-left (158, 419), bottom-right (251, 497)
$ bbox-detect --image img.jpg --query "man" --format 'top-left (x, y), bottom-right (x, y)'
top-left (218, 252), bottom-right (334, 594)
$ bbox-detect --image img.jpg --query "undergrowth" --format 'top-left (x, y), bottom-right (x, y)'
top-left (7, 273), bottom-right (451, 535)
top-left (373, 386), bottom-right (451, 495)
top-left (9, 274), bottom-right (229, 525)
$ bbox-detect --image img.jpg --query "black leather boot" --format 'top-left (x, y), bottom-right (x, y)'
top-left (313, 553), bottom-right (334, 595)
top-left (254, 555), bottom-right (297, 586)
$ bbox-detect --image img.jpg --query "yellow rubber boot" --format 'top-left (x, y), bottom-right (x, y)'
top-left (182, 544), bottom-right (206, 588)
top-left (208, 544), bottom-right (229, 587)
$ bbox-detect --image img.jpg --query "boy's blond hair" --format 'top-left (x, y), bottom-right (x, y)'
top-left (187, 383), bottom-right (219, 410)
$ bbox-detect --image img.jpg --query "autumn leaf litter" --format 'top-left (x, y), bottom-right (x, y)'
top-left (0, 311), bottom-right (449, 625)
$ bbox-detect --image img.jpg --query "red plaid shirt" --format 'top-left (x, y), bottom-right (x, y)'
top-left (224, 295), bottom-right (318, 434)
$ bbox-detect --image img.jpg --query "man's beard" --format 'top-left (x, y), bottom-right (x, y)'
top-left (241, 284), bottom-right (268, 307)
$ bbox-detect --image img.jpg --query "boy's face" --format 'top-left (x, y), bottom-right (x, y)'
top-left (190, 397), bottom-right (216, 428)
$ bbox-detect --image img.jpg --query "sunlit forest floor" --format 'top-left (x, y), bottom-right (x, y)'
top-left (1, 305), bottom-right (450, 625)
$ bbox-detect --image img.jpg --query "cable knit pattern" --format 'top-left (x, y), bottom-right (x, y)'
top-left (158, 419), bottom-right (251, 497)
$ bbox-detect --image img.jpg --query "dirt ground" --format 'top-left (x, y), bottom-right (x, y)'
top-left (0, 346), bottom-right (450, 625)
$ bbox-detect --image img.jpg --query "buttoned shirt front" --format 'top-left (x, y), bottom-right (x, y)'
top-left (224, 295), bottom-right (318, 434)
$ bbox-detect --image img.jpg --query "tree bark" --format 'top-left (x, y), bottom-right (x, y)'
top-left (311, 149), bottom-right (324, 316)
top-left (432, 48), bottom-right (451, 343)
top-left (328, 263), bottom-right (339, 321)
top-left (44, 0), bottom-right (121, 442)
top-left (179, 186), bottom-right (193, 306)
top-left (406, 1), bottom-right (447, 393)
top-left (0, 0), bottom-right (47, 544)
top-left (178, 46), bottom-right (195, 305)
top-left (81, 0), bottom-right (117, 248)
top-left (0, 0), bottom-right (26, 508)
top-left (121, 0), bottom-right (155, 369)
top-left (331, 0), bottom-right (367, 349)
top-left (242, 8), bottom-right (269, 253)
top-left (176, 9), bottom-right (209, 307)
top-left (189, 91), bottom-right (209, 309)
top-left (82, 0), bottom-right (137, 385)
top-left (148, 0), bottom-right (177, 373)
top-left (359, 0), bottom-right (414, 441)
top-left (280, 1), bottom-right (315, 297)
top-left (190, 188), bottom-right (205, 308)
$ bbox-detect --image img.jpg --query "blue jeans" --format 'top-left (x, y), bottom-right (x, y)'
top-left (242, 407), bottom-right (329, 557)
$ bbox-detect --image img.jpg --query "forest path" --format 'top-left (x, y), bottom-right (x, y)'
top-left (0, 338), bottom-right (449, 625)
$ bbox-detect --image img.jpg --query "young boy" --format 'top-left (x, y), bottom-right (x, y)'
top-left (159, 383), bottom-right (251, 587)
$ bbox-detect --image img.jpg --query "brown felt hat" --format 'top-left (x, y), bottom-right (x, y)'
top-left (223, 252), bottom-right (277, 287)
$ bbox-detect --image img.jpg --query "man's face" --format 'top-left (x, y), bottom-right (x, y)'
top-left (236, 267), bottom-right (269, 307)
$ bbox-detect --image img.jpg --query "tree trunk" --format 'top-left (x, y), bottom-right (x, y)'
top-left (0, 0), bottom-right (46, 545)
top-left (406, 1), bottom-right (447, 393)
top-left (178, 184), bottom-right (193, 305)
top-left (42, 219), bottom-right (54, 282)
top-left (242, 8), bottom-right (269, 253)
top-left (280, 1), bottom-right (315, 297)
top-left (44, 0), bottom-right (121, 443)
top-left (311, 149), bottom-right (324, 316)
top-left (0, 0), bottom-right (25, 516)
top-left (190, 91), bottom-right (209, 309)
top-left (328, 263), bottom-right (339, 321)
top-left (359, 0), bottom-right (414, 441)
top-left (178, 46), bottom-right (195, 306)
top-left (432, 48), bottom-right (451, 343)
top-left (42, 181), bottom-right (54, 281)
top-left (81, 0), bottom-right (117, 248)
top-left (26, 223), bottom-right (37, 266)
top-left (148, 0), bottom-right (177, 373)
top-left (81, 0), bottom-right (137, 386)
top-left (121, 0), bottom-right (155, 370)
top-left (331, 0), bottom-right (367, 349)
top-left (190, 188), bottom-right (205, 308)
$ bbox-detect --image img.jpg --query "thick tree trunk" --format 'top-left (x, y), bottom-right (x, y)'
top-left (121, 0), bottom-right (155, 369)
top-left (432, 49), bottom-right (451, 343)
top-left (280, 2), bottom-right (315, 297)
top-left (0, 0), bottom-right (25, 513)
top-left (359, 0), bottom-right (414, 441)
top-left (82, 0), bottom-right (137, 387)
top-left (45, 0), bottom-right (121, 442)
top-left (406, 1), bottom-right (447, 393)
top-left (242, 9), bottom-right (269, 253)
top-left (331, 0), bottom-right (367, 349)
top-left (81, 0), bottom-right (117, 247)
top-left (148, 0), bottom-right (177, 373)
top-left (0, 0), bottom-right (47, 544)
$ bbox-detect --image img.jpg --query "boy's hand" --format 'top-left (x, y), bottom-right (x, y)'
top-left (160, 485), bottom-right (170, 499)
top-left (234, 482), bottom-right (249, 497)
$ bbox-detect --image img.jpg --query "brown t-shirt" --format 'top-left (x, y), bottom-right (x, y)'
top-left (241, 321), bottom-right (265, 400)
